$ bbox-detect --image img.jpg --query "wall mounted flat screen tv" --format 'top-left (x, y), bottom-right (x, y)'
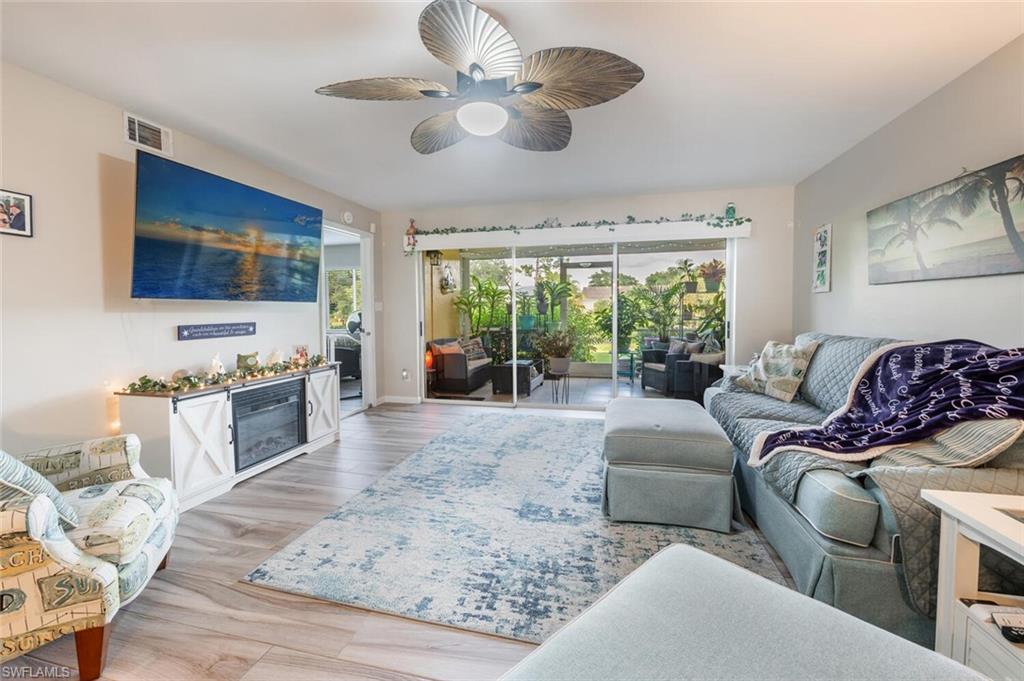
top-left (131, 151), bottom-right (323, 302)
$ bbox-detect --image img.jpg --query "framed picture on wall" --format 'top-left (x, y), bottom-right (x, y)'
top-left (867, 153), bottom-right (1024, 284)
top-left (0, 189), bottom-right (33, 238)
top-left (812, 223), bottom-right (832, 293)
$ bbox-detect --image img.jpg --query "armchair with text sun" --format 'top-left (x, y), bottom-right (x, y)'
top-left (1, 434), bottom-right (177, 680)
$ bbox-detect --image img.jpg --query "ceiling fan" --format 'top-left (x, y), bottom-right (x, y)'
top-left (316, 0), bottom-right (644, 154)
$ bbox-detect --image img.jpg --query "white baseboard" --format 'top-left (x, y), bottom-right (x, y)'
top-left (378, 395), bottom-right (422, 405)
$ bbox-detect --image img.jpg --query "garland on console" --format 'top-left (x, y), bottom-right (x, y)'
top-left (124, 355), bottom-right (328, 394)
top-left (416, 213), bottom-right (751, 237)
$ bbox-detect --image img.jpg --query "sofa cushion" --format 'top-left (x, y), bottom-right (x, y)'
top-left (604, 399), bottom-right (733, 473)
top-left (795, 469), bottom-right (879, 547)
top-left (0, 449), bottom-right (79, 527)
top-left (707, 390), bottom-right (828, 444)
top-left (63, 477), bottom-right (176, 565)
top-left (499, 545), bottom-right (980, 681)
top-left (732, 418), bottom-right (877, 547)
top-left (643, 362), bottom-right (665, 373)
top-left (467, 357), bottom-right (491, 373)
top-left (796, 332), bottom-right (899, 413)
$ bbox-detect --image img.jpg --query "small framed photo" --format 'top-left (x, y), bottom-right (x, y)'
top-left (0, 189), bottom-right (32, 238)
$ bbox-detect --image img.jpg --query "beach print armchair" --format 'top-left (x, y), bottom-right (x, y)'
top-left (1, 434), bottom-right (177, 680)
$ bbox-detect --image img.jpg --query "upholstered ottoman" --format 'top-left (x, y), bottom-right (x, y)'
top-left (499, 546), bottom-right (982, 681)
top-left (603, 398), bottom-right (734, 532)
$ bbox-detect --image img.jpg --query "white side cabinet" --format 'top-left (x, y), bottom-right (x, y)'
top-left (306, 368), bottom-right (340, 442)
top-left (119, 366), bottom-right (341, 511)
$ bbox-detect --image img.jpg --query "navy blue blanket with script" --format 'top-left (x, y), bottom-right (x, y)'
top-left (749, 340), bottom-right (1024, 467)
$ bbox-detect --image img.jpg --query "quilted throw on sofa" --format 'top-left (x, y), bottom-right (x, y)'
top-left (749, 340), bottom-right (1024, 467)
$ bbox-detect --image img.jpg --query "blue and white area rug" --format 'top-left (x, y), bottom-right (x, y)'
top-left (244, 413), bottom-right (785, 642)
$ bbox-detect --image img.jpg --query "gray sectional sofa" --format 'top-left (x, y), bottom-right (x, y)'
top-left (705, 332), bottom-right (937, 646)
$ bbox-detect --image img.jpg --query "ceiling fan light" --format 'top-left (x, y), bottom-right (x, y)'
top-left (455, 101), bottom-right (509, 136)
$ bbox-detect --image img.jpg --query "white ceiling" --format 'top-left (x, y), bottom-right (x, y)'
top-left (3, 2), bottom-right (1021, 211)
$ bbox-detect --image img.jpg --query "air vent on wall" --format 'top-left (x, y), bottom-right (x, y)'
top-left (124, 112), bottom-right (173, 156)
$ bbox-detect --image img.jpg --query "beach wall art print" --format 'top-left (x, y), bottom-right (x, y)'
top-left (867, 153), bottom-right (1024, 285)
top-left (131, 151), bottom-right (323, 302)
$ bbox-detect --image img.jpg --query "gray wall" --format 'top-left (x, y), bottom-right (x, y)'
top-left (793, 37), bottom-right (1024, 347)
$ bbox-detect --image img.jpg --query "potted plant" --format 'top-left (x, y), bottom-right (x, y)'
top-left (516, 290), bottom-right (536, 330)
top-left (696, 290), bottom-right (726, 348)
top-left (535, 285), bottom-right (549, 318)
top-left (677, 258), bottom-right (698, 293)
top-left (699, 259), bottom-right (726, 292)
top-left (535, 329), bottom-right (575, 374)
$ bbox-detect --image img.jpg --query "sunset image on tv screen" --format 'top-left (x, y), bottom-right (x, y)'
top-left (131, 151), bottom-right (323, 302)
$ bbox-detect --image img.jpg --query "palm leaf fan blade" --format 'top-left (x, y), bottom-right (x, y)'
top-left (411, 110), bottom-right (469, 154)
top-left (418, 0), bottom-right (522, 78)
top-left (514, 47), bottom-right (644, 110)
top-left (316, 77), bottom-right (449, 101)
top-left (499, 105), bottom-right (571, 151)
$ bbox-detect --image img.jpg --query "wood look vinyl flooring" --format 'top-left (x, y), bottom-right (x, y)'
top-left (5, 404), bottom-right (613, 681)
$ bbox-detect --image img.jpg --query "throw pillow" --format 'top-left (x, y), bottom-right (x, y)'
top-left (702, 335), bottom-right (723, 353)
top-left (685, 341), bottom-right (705, 355)
top-left (690, 351), bottom-right (726, 366)
top-left (0, 449), bottom-right (79, 527)
top-left (460, 337), bottom-right (487, 361)
top-left (667, 340), bottom-right (687, 355)
top-left (734, 340), bottom-right (820, 402)
top-left (874, 419), bottom-right (1024, 468)
top-left (434, 342), bottom-right (464, 356)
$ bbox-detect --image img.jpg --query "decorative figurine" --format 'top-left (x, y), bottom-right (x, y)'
top-left (725, 202), bottom-right (736, 220)
top-left (404, 218), bottom-right (417, 252)
top-left (209, 353), bottom-right (225, 375)
top-left (267, 348), bottom-right (284, 366)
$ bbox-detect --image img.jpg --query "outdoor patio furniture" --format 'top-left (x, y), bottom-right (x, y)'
top-left (616, 351), bottom-right (637, 384)
top-left (491, 360), bottom-right (544, 396)
top-left (430, 338), bottom-right (491, 394)
top-left (640, 348), bottom-right (688, 397)
top-left (334, 345), bottom-right (361, 380)
top-left (548, 369), bottom-right (570, 403)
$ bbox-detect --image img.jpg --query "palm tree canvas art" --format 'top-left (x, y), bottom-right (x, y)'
top-left (867, 153), bottom-right (1024, 284)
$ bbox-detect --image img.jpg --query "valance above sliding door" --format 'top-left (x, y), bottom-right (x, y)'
top-left (412, 221), bottom-right (752, 251)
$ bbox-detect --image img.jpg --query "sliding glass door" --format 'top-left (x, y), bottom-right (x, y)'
top-left (423, 247), bottom-right (513, 403)
top-left (514, 243), bottom-right (614, 407)
top-left (420, 238), bottom-right (727, 408)
top-left (618, 239), bottom-right (727, 400)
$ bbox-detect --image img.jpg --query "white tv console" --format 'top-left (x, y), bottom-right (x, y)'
top-left (118, 364), bottom-right (340, 511)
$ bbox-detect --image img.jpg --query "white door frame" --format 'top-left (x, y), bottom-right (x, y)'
top-left (322, 222), bottom-right (377, 412)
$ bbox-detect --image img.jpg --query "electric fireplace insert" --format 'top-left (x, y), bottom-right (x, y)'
top-left (232, 379), bottom-right (306, 471)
